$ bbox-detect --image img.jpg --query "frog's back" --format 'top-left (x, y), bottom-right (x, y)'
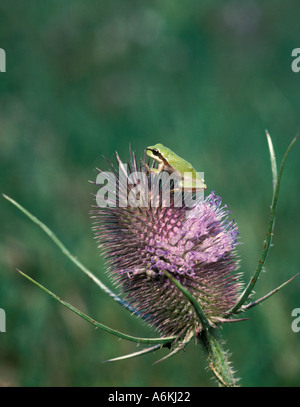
top-left (148, 143), bottom-right (197, 174)
top-left (165, 149), bottom-right (196, 174)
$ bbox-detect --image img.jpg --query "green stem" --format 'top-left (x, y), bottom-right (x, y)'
top-left (199, 328), bottom-right (238, 387)
top-left (163, 270), bottom-right (237, 386)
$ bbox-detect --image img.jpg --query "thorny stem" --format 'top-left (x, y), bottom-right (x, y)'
top-left (163, 270), bottom-right (238, 386)
top-left (199, 328), bottom-right (238, 387)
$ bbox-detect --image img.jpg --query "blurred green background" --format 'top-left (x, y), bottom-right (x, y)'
top-left (0, 0), bottom-right (299, 387)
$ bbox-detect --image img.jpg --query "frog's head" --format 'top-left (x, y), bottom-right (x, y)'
top-left (145, 143), bottom-right (165, 162)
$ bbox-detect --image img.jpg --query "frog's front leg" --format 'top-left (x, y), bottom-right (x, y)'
top-left (146, 161), bottom-right (165, 175)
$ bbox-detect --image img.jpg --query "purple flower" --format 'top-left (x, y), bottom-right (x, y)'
top-left (92, 150), bottom-right (242, 339)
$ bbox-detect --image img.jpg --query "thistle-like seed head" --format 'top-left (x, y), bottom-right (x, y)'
top-left (92, 150), bottom-right (242, 340)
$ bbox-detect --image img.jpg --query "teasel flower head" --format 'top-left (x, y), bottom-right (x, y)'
top-left (92, 150), bottom-right (242, 341)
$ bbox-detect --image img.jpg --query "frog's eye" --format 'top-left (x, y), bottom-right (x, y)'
top-left (152, 149), bottom-right (159, 156)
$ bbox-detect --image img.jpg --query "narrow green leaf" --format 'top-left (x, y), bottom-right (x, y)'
top-left (2, 194), bottom-right (134, 313)
top-left (103, 344), bottom-right (162, 363)
top-left (17, 269), bottom-right (175, 345)
top-left (240, 274), bottom-right (298, 312)
top-left (153, 330), bottom-right (194, 364)
top-left (266, 130), bottom-right (277, 196)
top-left (229, 135), bottom-right (297, 314)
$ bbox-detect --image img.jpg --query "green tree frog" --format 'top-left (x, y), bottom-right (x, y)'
top-left (145, 143), bottom-right (206, 191)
